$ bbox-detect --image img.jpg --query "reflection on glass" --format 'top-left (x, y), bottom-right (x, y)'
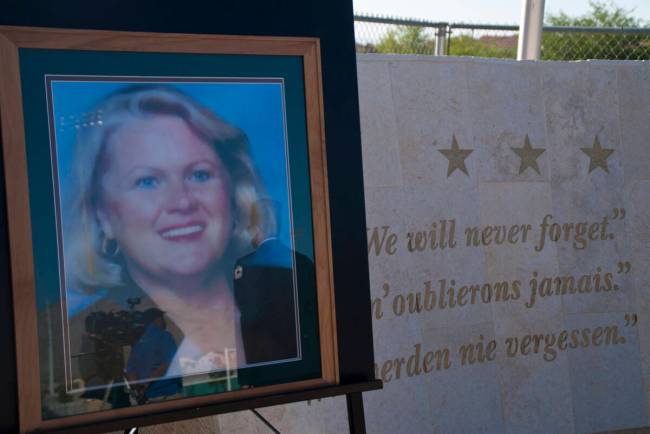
top-left (38, 83), bottom-right (305, 418)
top-left (125, 308), bottom-right (182, 404)
top-left (234, 200), bottom-right (299, 366)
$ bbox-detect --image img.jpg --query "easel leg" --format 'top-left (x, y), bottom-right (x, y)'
top-left (346, 392), bottom-right (366, 434)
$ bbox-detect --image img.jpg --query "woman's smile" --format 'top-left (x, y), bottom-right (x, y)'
top-left (159, 222), bottom-right (206, 240)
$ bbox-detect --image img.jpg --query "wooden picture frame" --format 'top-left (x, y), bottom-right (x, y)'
top-left (0, 26), bottom-right (337, 432)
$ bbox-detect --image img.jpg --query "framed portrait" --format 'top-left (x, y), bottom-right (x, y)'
top-left (0, 27), bottom-right (337, 432)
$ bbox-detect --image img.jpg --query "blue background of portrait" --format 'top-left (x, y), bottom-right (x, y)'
top-left (50, 80), bottom-right (293, 250)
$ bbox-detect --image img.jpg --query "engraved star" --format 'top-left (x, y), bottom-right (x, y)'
top-left (581, 136), bottom-right (614, 174)
top-left (439, 135), bottom-right (473, 177)
top-left (511, 134), bottom-right (545, 175)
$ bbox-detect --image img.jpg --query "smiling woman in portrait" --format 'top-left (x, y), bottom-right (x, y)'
top-left (61, 85), bottom-right (280, 404)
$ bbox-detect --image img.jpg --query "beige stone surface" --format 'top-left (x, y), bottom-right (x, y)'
top-left (358, 55), bottom-right (650, 434)
top-left (618, 64), bottom-right (650, 182)
top-left (364, 186), bottom-right (407, 283)
top-left (466, 60), bottom-right (549, 182)
top-left (565, 312), bottom-right (646, 433)
top-left (393, 183), bottom-right (491, 330)
top-left (139, 415), bottom-right (221, 434)
top-left (358, 59), bottom-right (404, 188)
top-left (388, 59), bottom-right (477, 188)
top-left (421, 322), bottom-right (504, 433)
top-left (478, 182), bottom-right (562, 324)
top-left (217, 397), bottom-right (348, 434)
top-left (624, 180), bottom-right (650, 425)
top-left (367, 331), bottom-right (437, 433)
top-left (495, 314), bottom-right (575, 434)
top-left (542, 62), bottom-right (621, 168)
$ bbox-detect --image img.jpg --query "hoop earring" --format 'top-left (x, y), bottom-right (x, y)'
top-left (101, 237), bottom-right (120, 257)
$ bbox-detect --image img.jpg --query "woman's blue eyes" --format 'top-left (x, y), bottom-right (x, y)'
top-left (135, 176), bottom-right (158, 189)
top-left (134, 171), bottom-right (212, 189)
top-left (189, 170), bottom-right (211, 182)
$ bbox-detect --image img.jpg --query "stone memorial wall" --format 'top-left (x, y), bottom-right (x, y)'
top-left (360, 55), bottom-right (650, 434)
top-left (126, 55), bottom-right (650, 433)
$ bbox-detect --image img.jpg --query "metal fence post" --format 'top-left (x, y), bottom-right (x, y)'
top-left (435, 24), bottom-right (447, 56)
top-left (517, 0), bottom-right (546, 60)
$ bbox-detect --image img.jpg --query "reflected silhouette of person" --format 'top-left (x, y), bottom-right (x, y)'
top-left (234, 200), bottom-right (310, 366)
top-left (126, 308), bottom-right (182, 403)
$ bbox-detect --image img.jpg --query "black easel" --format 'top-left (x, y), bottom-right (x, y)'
top-left (114, 381), bottom-right (381, 434)
top-left (346, 391), bottom-right (367, 434)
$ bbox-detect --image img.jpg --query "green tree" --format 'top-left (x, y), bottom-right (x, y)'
top-left (448, 35), bottom-right (517, 59)
top-left (546, 1), bottom-right (642, 27)
top-left (375, 26), bottom-right (435, 55)
top-left (370, 2), bottom-right (647, 60)
top-left (542, 1), bottom-right (649, 60)
top-left (374, 26), bottom-right (517, 58)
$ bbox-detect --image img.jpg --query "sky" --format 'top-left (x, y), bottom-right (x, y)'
top-left (353, 0), bottom-right (650, 25)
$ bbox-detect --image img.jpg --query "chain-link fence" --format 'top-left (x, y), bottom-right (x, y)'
top-left (542, 26), bottom-right (650, 60)
top-left (355, 14), bottom-right (650, 60)
top-left (447, 24), bottom-right (519, 59)
top-left (354, 15), bottom-right (445, 55)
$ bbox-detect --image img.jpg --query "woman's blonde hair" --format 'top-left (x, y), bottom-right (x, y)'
top-left (63, 85), bottom-right (275, 289)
